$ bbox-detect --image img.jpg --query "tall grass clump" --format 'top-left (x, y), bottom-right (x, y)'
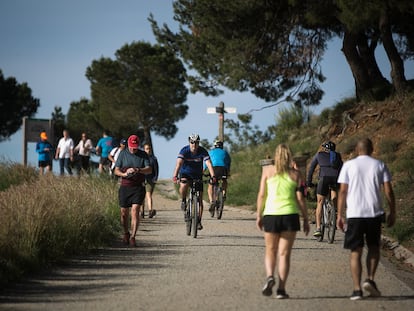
top-left (0, 174), bottom-right (119, 286)
top-left (0, 162), bottom-right (38, 191)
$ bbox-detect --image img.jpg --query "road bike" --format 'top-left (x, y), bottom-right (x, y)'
top-left (210, 176), bottom-right (227, 219)
top-left (184, 178), bottom-right (203, 238)
top-left (317, 185), bottom-right (337, 243)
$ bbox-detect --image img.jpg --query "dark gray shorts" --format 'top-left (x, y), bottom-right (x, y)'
top-left (119, 185), bottom-right (145, 208)
top-left (263, 214), bottom-right (300, 233)
top-left (343, 215), bottom-right (382, 250)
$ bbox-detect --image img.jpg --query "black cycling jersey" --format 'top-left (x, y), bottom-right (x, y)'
top-left (306, 151), bottom-right (342, 185)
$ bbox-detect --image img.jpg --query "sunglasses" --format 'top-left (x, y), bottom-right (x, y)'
top-left (190, 141), bottom-right (199, 144)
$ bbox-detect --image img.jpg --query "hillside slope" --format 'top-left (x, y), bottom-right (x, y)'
top-left (313, 94), bottom-right (414, 253)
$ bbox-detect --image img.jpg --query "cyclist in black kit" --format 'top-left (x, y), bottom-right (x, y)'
top-left (306, 141), bottom-right (343, 237)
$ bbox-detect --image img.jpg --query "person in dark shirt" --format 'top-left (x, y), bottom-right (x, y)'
top-left (114, 135), bottom-right (152, 247)
top-left (306, 141), bottom-right (343, 237)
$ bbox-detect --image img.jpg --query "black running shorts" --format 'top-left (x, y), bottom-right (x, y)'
top-left (119, 185), bottom-right (145, 208)
top-left (343, 215), bottom-right (382, 250)
top-left (263, 214), bottom-right (300, 233)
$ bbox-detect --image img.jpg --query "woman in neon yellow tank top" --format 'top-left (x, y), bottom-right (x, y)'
top-left (256, 144), bottom-right (309, 299)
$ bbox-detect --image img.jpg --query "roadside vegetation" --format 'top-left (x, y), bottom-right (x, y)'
top-left (0, 167), bottom-right (119, 287)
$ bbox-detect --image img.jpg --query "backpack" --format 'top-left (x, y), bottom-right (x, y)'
top-left (329, 151), bottom-right (341, 169)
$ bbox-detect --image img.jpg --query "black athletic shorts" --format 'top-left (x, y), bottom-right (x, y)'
top-left (263, 214), bottom-right (300, 233)
top-left (118, 185), bottom-right (145, 208)
top-left (212, 166), bottom-right (229, 179)
top-left (343, 215), bottom-right (383, 250)
top-left (38, 160), bottom-right (51, 168)
top-left (317, 176), bottom-right (338, 196)
top-left (180, 174), bottom-right (204, 192)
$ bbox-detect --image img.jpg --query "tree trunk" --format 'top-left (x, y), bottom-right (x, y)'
top-left (379, 10), bottom-right (407, 93)
top-left (341, 30), bottom-right (372, 100)
top-left (143, 128), bottom-right (154, 153)
top-left (356, 33), bottom-right (389, 87)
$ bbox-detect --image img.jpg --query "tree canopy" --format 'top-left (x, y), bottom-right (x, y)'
top-left (83, 41), bottom-right (188, 146)
top-left (150, 0), bottom-right (414, 108)
top-left (0, 70), bottom-right (39, 141)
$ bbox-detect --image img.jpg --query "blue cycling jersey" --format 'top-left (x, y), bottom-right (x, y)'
top-left (178, 145), bottom-right (210, 179)
top-left (208, 148), bottom-right (231, 168)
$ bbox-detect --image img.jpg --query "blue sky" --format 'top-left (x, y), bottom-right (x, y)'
top-left (1, 0), bottom-right (412, 178)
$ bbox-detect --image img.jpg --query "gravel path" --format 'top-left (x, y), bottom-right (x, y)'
top-left (1, 181), bottom-right (413, 311)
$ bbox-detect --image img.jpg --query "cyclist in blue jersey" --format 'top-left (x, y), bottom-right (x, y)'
top-left (172, 133), bottom-right (216, 230)
top-left (206, 140), bottom-right (231, 215)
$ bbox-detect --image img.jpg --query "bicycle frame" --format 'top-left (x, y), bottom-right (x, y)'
top-left (185, 179), bottom-right (203, 238)
top-left (212, 176), bottom-right (226, 219)
top-left (317, 186), bottom-right (337, 243)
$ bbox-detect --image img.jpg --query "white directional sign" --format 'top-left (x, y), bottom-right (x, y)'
top-left (207, 107), bottom-right (237, 114)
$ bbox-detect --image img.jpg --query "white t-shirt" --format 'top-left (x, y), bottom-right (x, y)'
top-left (109, 147), bottom-right (122, 170)
top-left (57, 137), bottom-right (74, 158)
top-left (337, 155), bottom-right (391, 218)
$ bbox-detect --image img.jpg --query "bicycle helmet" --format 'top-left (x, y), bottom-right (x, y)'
top-left (321, 141), bottom-right (336, 151)
top-left (214, 140), bottom-right (223, 148)
top-left (188, 133), bottom-right (200, 143)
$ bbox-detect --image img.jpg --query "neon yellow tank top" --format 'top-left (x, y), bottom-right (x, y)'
top-left (263, 172), bottom-right (299, 215)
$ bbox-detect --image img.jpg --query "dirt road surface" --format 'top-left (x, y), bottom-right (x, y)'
top-left (1, 181), bottom-right (413, 311)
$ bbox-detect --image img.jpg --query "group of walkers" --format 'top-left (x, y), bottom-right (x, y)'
top-left (37, 129), bottom-right (397, 300)
top-left (257, 138), bottom-right (396, 301)
top-left (35, 129), bottom-right (160, 249)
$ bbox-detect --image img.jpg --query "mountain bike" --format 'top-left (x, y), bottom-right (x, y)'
top-left (184, 178), bottom-right (203, 238)
top-left (210, 176), bottom-right (227, 219)
top-left (317, 185), bottom-right (337, 243)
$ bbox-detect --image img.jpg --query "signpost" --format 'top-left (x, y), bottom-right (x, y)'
top-left (22, 117), bottom-right (54, 166)
top-left (207, 101), bottom-right (236, 142)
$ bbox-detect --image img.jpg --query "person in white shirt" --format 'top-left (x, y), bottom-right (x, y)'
top-left (74, 132), bottom-right (94, 174)
top-left (337, 138), bottom-right (396, 300)
top-left (108, 138), bottom-right (127, 176)
top-left (55, 129), bottom-right (74, 176)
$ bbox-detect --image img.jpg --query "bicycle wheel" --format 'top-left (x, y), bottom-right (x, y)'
top-left (326, 201), bottom-right (336, 244)
top-left (216, 189), bottom-right (224, 220)
top-left (186, 198), bottom-right (191, 236)
top-left (192, 195), bottom-right (198, 238)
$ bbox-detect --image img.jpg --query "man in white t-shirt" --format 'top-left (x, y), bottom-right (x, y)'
top-left (337, 138), bottom-right (396, 300)
top-left (55, 129), bottom-right (74, 176)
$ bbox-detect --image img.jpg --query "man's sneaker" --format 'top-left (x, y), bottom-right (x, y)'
top-left (181, 201), bottom-right (186, 212)
top-left (350, 290), bottom-right (363, 300)
top-left (276, 289), bottom-right (289, 299)
top-left (262, 276), bottom-right (275, 296)
top-left (313, 229), bottom-right (322, 237)
top-left (122, 232), bottom-right (130, 245)
top-left (209, 203), bottom-right (215, 217)
top-left (149, 210), bottom-right (157, 218)
top-left (129, 237), bottom-right (136, 247)
top-left (362, 279), bottom-right (381, 297)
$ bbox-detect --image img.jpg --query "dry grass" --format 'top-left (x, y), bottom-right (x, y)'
top-left (0, 171), bottom-right (119, 285)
